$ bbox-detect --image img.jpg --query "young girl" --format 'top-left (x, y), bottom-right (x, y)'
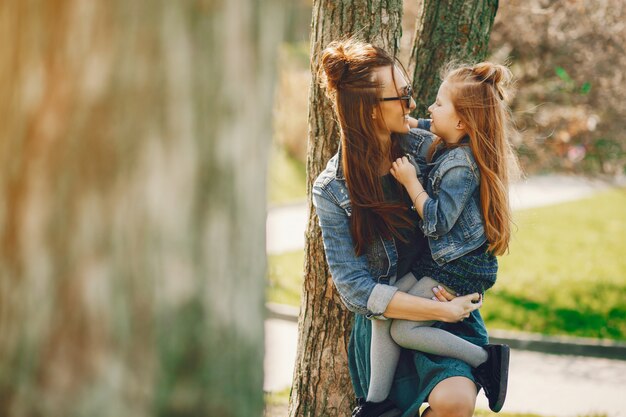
top-left (356, 62), bottom-right (519, 417)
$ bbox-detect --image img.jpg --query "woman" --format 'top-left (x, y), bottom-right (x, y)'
top-left (312, 38), bottom-right (488, 417)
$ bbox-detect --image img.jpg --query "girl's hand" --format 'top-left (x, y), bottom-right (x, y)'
top-left (390, 156), bottom-right (418, 188)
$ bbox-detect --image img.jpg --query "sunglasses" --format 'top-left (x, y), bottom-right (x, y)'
top-left (380, 85), bottom-right (413, 108)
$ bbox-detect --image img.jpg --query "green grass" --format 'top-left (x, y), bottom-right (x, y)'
top-left (267, 144), bottom-right (307, 205)
top-left (267, 188), bottom-right (626, 340)
top-left (267, 250), bottom-right (305, 306)
top-left (481, 188), bottom-right (626, 340)
top-left (264, 387), bottom-right (291, 405)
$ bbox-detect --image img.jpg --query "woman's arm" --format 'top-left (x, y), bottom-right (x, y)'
top-left (384, 290), bottom-right (481, 322)
top-left (313, 178), bottom-right (479, 322)
top-left (313, 177), bottom-right (476, 322)
top-left (312, 184), bottom-right (398, 317)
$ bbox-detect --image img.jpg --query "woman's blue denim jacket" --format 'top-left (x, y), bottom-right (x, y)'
top-left (312, 120), bottom-right (433, 318)
top-left (312, 119), bottom-right (484, 318)
top-left (406, 133), bottom-right (487, 266)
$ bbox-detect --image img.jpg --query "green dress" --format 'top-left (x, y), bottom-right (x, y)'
top-left (348, 308), bottom-right (489, 417)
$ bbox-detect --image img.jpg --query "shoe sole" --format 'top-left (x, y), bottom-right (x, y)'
top-left (492, 344), bottom-right (510, 412)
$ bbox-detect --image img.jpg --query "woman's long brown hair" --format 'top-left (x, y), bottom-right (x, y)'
top-left (320, 39), bottom-right (414, 256)
top-left (429, 62), bottom-right (521, 255)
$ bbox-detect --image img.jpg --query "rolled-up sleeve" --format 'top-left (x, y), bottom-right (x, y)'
top-left (367, 284), bottom-right (398, 318)
top-left (420, 163), bottom-right (477, 238)
top-left (312, 186), bottom-right (398, 317)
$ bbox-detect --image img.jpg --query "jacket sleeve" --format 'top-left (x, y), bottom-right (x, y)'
top-left (420, 160), bottom-right (478, 237)
top-left (397, 126), bottom-right (435, 184)
top-left (417, 118), bottom-right (431, 131)
top-left (312, 186), bottom-right (398, 317)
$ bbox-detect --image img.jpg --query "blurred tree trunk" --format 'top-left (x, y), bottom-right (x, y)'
top-left (292, 1), bottom-right (498, 416)
top-left (410, 0), bottom-right (499, 115)
top-left (0, 1), bottom-right (283, 417)
top-left (288, 2), bottom-right (403, 417)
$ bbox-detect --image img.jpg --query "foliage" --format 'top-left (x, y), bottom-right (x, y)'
top-left (488, 0), bottom-right (626, 176)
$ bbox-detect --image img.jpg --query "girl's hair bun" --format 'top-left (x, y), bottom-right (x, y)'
top-left (471, 62), bottom-right (512, 100)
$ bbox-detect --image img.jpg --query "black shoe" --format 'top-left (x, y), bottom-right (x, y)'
top-left (472, 344), bottom-right (510, 412)
top-left (351, 398), bottom-right (395, 417)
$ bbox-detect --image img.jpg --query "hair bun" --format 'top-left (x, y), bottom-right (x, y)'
top-left (472, 62), bottom-right (512, 100)
top-left (320, 42), bottom-right (351, 92)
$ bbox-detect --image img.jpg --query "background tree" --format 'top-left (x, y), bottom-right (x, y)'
top-left (0, 1), bottom-right (283, 416)
top-left (410, 0), bottom-right (499, 114)
top-left (291, 1), bottom-right (498, 416)
top-left (288, 1), bottom-right (403, 416)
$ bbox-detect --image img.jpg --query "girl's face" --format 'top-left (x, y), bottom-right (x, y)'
top-left (374, 66), bottom-right (416, 136)
top-left (428, 81), bottom-right (466, 144)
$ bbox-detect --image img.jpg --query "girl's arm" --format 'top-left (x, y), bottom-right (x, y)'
top-left (389, 156), bottom-right (428, 218)
top-left (391, 156), bottom-right (477, 237)
top-left (408, 116), bottom-right (431, 131)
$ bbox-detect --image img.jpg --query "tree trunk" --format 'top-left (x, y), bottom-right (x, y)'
top-left (292, 1), bottom-right (498, 416)
top-left (288, 2), bottom-right (403, 417)
top-left (410, 0), bottom-right (499, 115)
top-left (0, 1), bottom-right (284, 416)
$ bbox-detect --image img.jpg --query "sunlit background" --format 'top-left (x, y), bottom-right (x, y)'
top-left (265, 0), bottom-right (626, 416)
top-left (0, 0), bottom-right (623, 416)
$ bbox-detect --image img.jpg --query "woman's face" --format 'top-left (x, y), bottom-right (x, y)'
top-left (427, 81), bottom-right (465, 144)
top-left (374, 66), bottom-right (416, 136)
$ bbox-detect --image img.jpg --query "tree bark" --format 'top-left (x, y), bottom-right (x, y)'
top-left (293, 1), bottom-right (498, 416)
top-left (0, 1), bottom-right (283, 416)
top-left (289, 2), bottom-right (403, 417)
top-left (410, 0), bottom-right (499, 115)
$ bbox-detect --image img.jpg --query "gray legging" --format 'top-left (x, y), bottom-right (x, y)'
top-left (367, 273), bottom-right (488, 403)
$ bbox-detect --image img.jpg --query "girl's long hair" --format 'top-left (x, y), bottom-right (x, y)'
top-left (430, 62), bottom-right (521, 255)
top-left (319, 39), bottom-right (413, 256)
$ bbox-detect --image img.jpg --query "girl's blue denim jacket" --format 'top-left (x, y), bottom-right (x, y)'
top-left (313, 120), bottom-right (488, 318)
top-left (406, 133), bottom-right (487, 266)
top-left (312, 120), bottom-right (433, 318)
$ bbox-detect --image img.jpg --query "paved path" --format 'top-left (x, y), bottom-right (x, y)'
top-left (266, 174), bottom-right (611, 254)
top-left (265, 318), bottom-right (626, 417)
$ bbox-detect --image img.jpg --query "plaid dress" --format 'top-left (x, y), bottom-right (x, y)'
top-left (411, 243), bottom-right (498, 296)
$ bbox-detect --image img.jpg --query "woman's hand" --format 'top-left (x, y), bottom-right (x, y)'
top-left (390, 156), bottom-right (419, 188)
top-left (432, 288), bottom-right (482, 323)
top-left (431, 285), bottom-right (455, 302)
